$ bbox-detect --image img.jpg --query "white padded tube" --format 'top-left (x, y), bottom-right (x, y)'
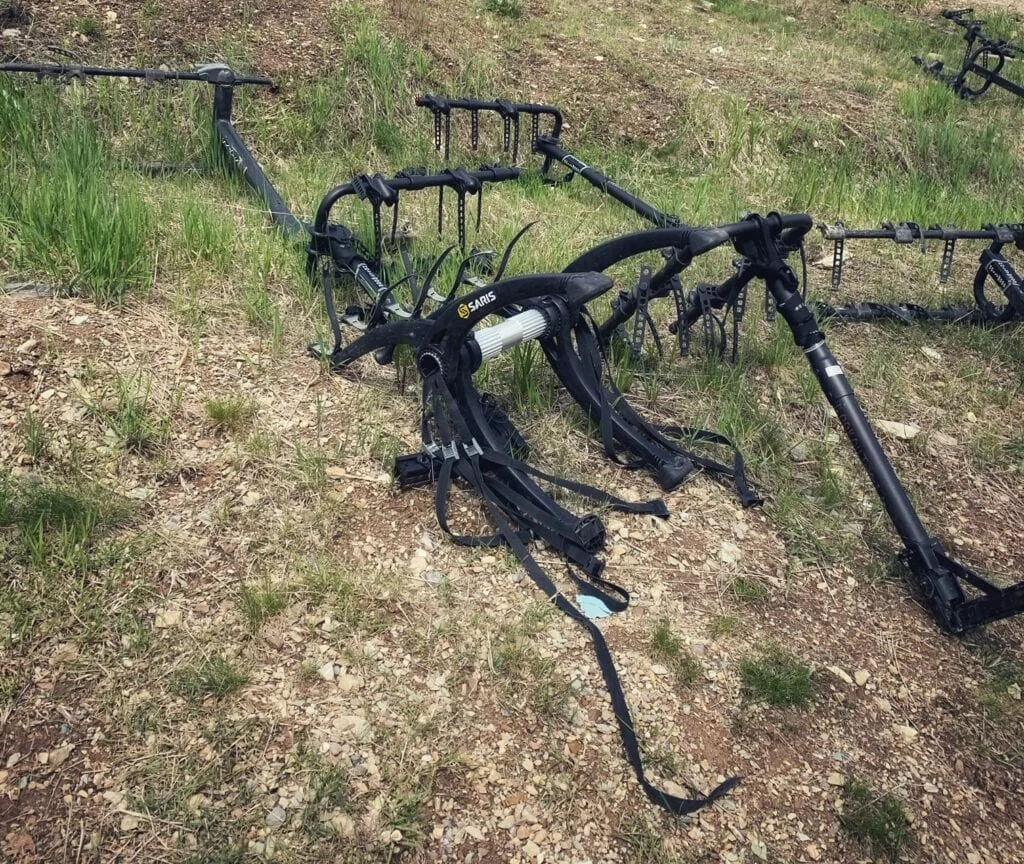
top-left (473, 308), bottom-right (550, 362)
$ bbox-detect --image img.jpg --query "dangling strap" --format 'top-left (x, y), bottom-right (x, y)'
top-left (574, 313), bottom-right (761, 506)
top-left (459, 446), bottom-right (742, 815)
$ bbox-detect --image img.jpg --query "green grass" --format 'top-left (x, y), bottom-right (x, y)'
top-left (87, 372), bottom-right (172, 453)
top-left (483, 0), bottom-right (524, 19)
top-left (173, 654), bottom-right (251, 702)
top-left (0, 81), bottom-right (153, 304)
top-left (237, 580), bottom-right (290, 632)
top-left (739, 644), bottom-right (815, 708)
top-left (650, 619), bottom-right (702, 687)
top-left (839, 777), bottom-right (912, 862)
top-left (205, 394), bottom-right (257, 433)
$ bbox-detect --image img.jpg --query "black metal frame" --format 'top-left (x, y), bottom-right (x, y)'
top-left (415, 95), bottom-right (681, 228)
top-left (661, 213), bottom-right (1024, 633)
top-left (0, 60), bottom-right (306, 237)
top-left (817, 221), bottom-right (1024, 325)
top-left (914, 8), bottom-right (1024, 101)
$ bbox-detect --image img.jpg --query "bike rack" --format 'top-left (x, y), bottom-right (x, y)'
top-left (913, 8), bottom-right (1024, 101)
top-left (817, 222), bottom-right (1024, 325)
top-left (670, 213), bottom-right (1024, 633)
top-left (0, 60), bottom-right (306, 237)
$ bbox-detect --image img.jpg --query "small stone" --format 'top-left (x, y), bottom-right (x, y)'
top-left (923, 783), bottom-right (939, 794)
top-left (827, 666), bottom-right (853, 686)
top-left (335, 715), bottom-right (371, 739)
top-left (0, 362), bottom-right (11, 376)
top-left (876, 420), bottom-right (921, 440)
top-left (805, 843), bottom-right (821, 860)
top-left (789, 442), bottom-right (811, 462)
top-left (17, 338), bottom-right (38, 354)
top-left (71, 315), bottom-right (90, 326)
top-left (325, 465), bottom-right (346, 479)
top-left (331, 813), bottom-right (355, 837)
top-left (920, 346), bottom-right (942, 361)
top-left (49, 744), bottom-right (74, 767)
top-left (126, 487), bottom-right (154, 501)
top-left (242, 490), bottom-right (261, 506)
top-left (1007, 683), bottom-right (1021, 701)
top-left (423, 569), bottom-right (443, 586)
top-left (389, 829), bottom-right (403, 843)
top-left (854, 670), bottom-right (870, 686)
top-left (266, 805), bottom-right (287, 828)
top-left (967, 852), bottom-right (981, 864)
top-left (6, 752), bottom-right (21, 768)
top-left (409, 557), bottom-right (428, 575)
top-left (894, 724), bottom-right (918, 743)
top-left (650, 663), bottom-right (670, 676)
top-left (154, 609), bottom-right (181, 629)
top-left (105, 10), bottom-right (117, 21)
top-left (718, 541), bottom-right (742, 564)
top-left (710, 45), bottom-right (725, 55)
top-left (828, 772), bottom-right (845, 786)
top-left (120, 815), bottom-right (141, 831)
top-left (318, 662), bottom-right (336, 682)
top-left (931, 431), bottom-right (957, 448)
top-left (336, 673), bottom-right (362, 693)
top-left (2, 28), bottom-right (21, 38)
top-left (966, 411), bottom-right (978, 423)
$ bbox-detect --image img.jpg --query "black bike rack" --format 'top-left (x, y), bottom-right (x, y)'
top-left (817, 222), bottom-right (1024, 325)
top-left (914, 8), bottom-right (1024, 101)
top-left (665, 213), bottom-right (1024, 633)
top-left (0, 60), bottom-right (306, 238)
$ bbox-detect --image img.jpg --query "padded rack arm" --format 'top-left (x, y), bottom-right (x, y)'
top-left (415, 94), bottom-right (563, 167)
top-left (532, 135), bottom-right (680, 228)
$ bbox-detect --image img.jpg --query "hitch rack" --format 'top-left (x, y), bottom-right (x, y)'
top-left (913, 8), bottom-right (1024, 101)
top-left (817, 222), bottom-right (1024, 325)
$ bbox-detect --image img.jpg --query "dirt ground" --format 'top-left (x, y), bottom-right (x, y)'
top-left (2, 2), bottom-right (1024, 864)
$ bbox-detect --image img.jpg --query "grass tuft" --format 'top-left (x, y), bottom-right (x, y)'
top-left (839, 777), bottom-right (912, 863)
top-left (237, 581), bottom-right (290, 633)
top-left (650, 619), bottom-right (702, 687)
top-left (739, 644), bottom-right (815, 708)
top-left (205, 395), bottom-right (257, 434)
top-left (173, 654), bottom-right (251, 702)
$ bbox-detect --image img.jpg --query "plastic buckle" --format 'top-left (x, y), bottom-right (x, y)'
top-left (441, 442), bottom-right (459, 461)
top-left (463, 439), bottom-right (483, 458)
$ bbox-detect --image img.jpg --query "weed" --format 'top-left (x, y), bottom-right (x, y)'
top-left (205, 395), bottom-right (257, 433)
top-left (0, 674), bottom-right (20, 704)
top-left (491, 627), bottom-right (575, 720)
top-left (618, 814), bottom-right (690, 864)
top-left (739, 644), bottom-right (815, 708)
top-left (86, 372), bottom-right (171, 453)
top-left (730, 575), bottom-right (768, 605)
top-left (173, 654), bottom-right (251, 702)
top-left (709, 615), bottom-right (737, 637)
top-left (237, 581), bottom-right (290, 633)
top-left (386, 785), bottom-right (430, 850)
top-left (839, 777), bottom-right (912, 862)
top-left (77, 16), bottom-right (103, 38)
top-left (20, 410), bottom-right (46, 461)
top-left (483, 0), bottom-right (523, 20)
top-left (650, 619), bottom-right (702, 687)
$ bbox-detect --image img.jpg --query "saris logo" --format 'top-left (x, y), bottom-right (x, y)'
top-left (457, 291), bottom-right (496, 319)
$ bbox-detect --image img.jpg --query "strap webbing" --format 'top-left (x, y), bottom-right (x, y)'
top-left (420, 370), bottom-right (741, 815)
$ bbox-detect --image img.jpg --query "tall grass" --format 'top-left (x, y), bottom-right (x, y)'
top-left (0, 80), bottom-right (153, 304)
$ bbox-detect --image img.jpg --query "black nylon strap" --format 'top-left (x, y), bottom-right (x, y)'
top-left (460, 450), bottom-right (742, 815)
top-left (574, 313), bottom-right (761, 506)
